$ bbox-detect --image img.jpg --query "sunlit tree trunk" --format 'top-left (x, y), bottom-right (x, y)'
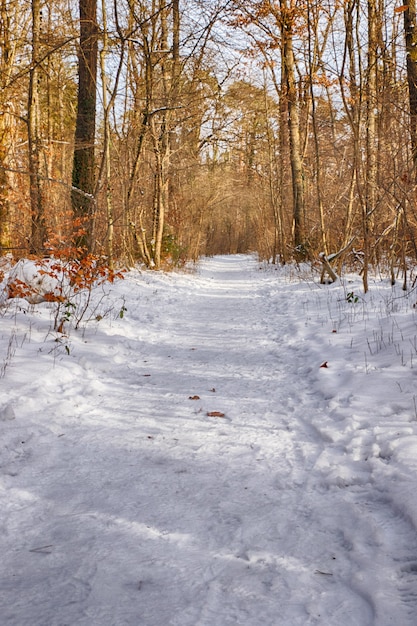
top-left (306, 0), bottom-right (329, 256)
top-left (151, 1), bottom-right (170, 269)
top-left (124, 6), bottom-right (152, 266)
top-left (264, 74), bottom-right (284, 263)
top-left (98, 0), bottom-right (113, 267)
top-left (278, 76), bottom-right (290, 263)
top-left (0, 0), bottom-right (14, 253)
top-left (339, 0), bottom-right (364, 272)
top-left (280, 0), bottom-right (305, 252)
top-left (363, 0), bottom-right (378, 292)
top-left (150, 104), bottom-right (168, 270)
top-left (28, 0), bottom-right (46, 254)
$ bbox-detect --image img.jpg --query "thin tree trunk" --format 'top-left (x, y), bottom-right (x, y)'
top-left (172, 0), bottom-right (180, 68)
top-left (262, 71), bottom-right (283, 263)
top-left (99, 0), bottom-right (113, 267)
top-left (339, 0), bottom-right (365, 281)
top-left (306, 0), bottom-right (327, 255)
top-left (363, 0), bottom-right (378, 292)
top-left (28, 0), bottom-right (46, 255)
top-left (280, 0), bottom-right (305, 252)
top-left (0, 0), bottom-right (14, 253)
top-left (150, 0), bottom-right (178, 269)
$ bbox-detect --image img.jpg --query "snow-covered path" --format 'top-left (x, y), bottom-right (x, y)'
top-left (1, 254), bottom-right (417, 625)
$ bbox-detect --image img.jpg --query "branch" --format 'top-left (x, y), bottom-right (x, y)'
top-left (0, 164), bottom-right (94, 200)
top-left (319, 237), bottom-right (356, 283)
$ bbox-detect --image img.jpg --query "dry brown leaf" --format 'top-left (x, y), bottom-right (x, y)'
top-left (207, 411), bottom-right (225, 418)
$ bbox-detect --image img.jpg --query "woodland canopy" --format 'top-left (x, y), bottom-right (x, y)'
top-left (1, 0), bottom-right (417, 290)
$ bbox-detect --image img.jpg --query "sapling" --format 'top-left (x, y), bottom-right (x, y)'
top-left (346, 291), bottom-right (359, 304)
top-left (119, 303), bottom-right (127, 319)
top-left (364, 351), bottom-right (369, 374)
top-left (0, 330), bottom-right (17, 378)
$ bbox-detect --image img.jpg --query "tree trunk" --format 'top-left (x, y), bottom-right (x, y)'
top-left (172, 0), bottom-right (180, 68)
top-left (98, 0), bottom-right (113, 267)
top-left (149, 0), bottom-right (180, 269)
top-left (0, 115), bottom-right (11, 253)
top-left (151, 116), bottom-right (167, 269)
top-left (264, 78), bottom-right (283, 263)
top-left (339, 0), bottom-right (365, 281)
top-left (151, 1), bottom-right (170, 269)
top-left (0, 0), bottom-right (14, 253)
top-left (28, 0), bottom-right (46, 255)
top-left (404, 0), bottom-right (417, 174)
top-left (306, 0), bottom-right (328, 255)
top-left (72, 0), bottom-right (98, 253)
top-left (280, 0), bottom-right (305, 253)
top-left (363, 0), bottom-right (378, 292)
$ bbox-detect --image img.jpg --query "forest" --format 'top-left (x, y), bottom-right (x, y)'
top-left (1, 0), bottom-right (417, 291)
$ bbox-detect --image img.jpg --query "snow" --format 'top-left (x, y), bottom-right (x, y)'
top-left (4, 258), bottom-right (67, 304)
top-left (1, 253), bottom-right (417, 625)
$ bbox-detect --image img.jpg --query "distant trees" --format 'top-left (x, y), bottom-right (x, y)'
top-left (227, 0), bottom-right (417, 283)
top-left (0, 0), bottom-right (417, 284)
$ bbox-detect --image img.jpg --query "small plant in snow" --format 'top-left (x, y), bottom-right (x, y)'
top-left (346, 291), bottom-right (359, 304)
top-left (63, 301), bottom-right (76, 323)
top-left (50, 255), bottom-right (124, 332)
top-left (4, 224), bottom-right (125, 333)
top-left (0, 330), bottom-right (18, 378)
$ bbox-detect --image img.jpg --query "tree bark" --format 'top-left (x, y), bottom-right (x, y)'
top-left (72, 0), bottom-right (98, 253)
top-left (280, 0), bottom-right (305, 253)
top-left (0, 0), bottom-right (14, 253)
top-left (404, 0), bottom-right (417, 173)
top-left (306, 0), bottom-right (328, 255)
top-left (28, 0), bottom-right (46, 255)
top-left (363, 0), bottom-right (378, 292)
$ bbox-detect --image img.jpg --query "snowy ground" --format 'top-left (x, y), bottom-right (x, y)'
top-left (1, 254), bottom-right (417, 625)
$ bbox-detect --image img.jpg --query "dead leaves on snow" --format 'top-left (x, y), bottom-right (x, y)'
top-left (188, 390), bottom-right (225, 418)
